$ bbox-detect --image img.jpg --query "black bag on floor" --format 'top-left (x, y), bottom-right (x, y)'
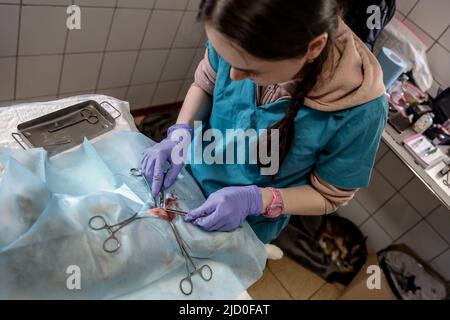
top-left (273, 214), bottom-right (367, 286)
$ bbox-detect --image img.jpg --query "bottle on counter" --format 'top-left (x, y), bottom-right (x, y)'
top-left (413, 112), bottom-right (434, 133)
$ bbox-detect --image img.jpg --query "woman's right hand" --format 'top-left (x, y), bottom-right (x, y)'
top-left (140, 124), bottom-right (193, 197)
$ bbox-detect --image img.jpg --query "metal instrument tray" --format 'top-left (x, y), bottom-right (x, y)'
top-left (12, 100), bottom-right (120, 156)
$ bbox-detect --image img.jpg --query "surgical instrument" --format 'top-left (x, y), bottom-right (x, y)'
top-left (168, 220), bottom-right (213, 295)
top-left (48, 108), bottom-right (99, 133)
top-left (152, 175), bottom-right (213, 295)
top-left (43, 139), bottom-right (72, 147)
top-left (129, 168), bottom-right (188, 216)
top-left (88, 212), bottom-right (144, 253)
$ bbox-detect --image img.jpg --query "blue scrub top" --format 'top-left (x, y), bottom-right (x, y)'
top-left (186, 42), bottom-right (388, 243)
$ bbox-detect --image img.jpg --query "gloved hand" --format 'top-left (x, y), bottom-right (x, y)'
top-left (141, 124), bottom-right (193, 198)
top-left (184, 185), bottom-right (263, 232)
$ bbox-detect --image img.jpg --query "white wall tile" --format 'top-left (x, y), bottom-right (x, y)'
top-left (427, 206), bottom-right (450, 243)
top-left (396, 0), bottom-right (418, 16)
top-left (373, 194), bottom-right (422, 239)
top-left (19, 6), bottom-right (67, 55)
top-left (187, 0), bottom-right (200, 11)
top-left (376, 151), bottom-right (413, 189)
top-left (186, 46), bottom-right (204, 78)
top-left (0, 101), bottom-right (14, 107)
top-left (337, 199), bottom-right (370, 226)
top-left (430, 249), bottom-right (450, 280)
top-left (142, 10), bottom-right (183, 49)
top-left (0, 0), bottom-right (20, 3)
top-left (397, 221), bottom-right (448, 261)
top-left (107, 9), bottom-right (151, 51)
top-left (66, 7), bottom-right (114, 53)
top-left (0, 5), bottom-right (19, 57)
top-left (74, 0), bottom-right (117, 6)
top-left (403, 18), bottom-right (435, 50)
top-left (118, 0), bottom-right (155, 8)
top-left (60, 53), bottom-right (103, 93)
top-left (155, 0), bottom-right (188, 10)
top-left (23, 0), bottom-right (71, 4)
top-left (0, 57), bottom-right (15, 101)
top-left (16, 55), bottom-right (62, 99)
top-left (427, 43), bottom-right (450, 87)
top-left (408, 0), bottom-right (450, 39)
top-left (173, 11), bottom-right (203, 47)
top-left (131, 49), bottom-right (168, 84)
top-left (98, 51), bottom-right (138, 89)
top-left (177, 78), bottom-right (192, 100)
top-left (393, 11), bottom-right (405, 22)
top-left (400, 178), bottom-right (441, 216)
top-left (355, 170), bottom-right (396, 214)
top-left (360, 218), bottom-right (393, 253)
top-left (152, 80), bottom-right (183, 105)
top-left (439, 27), bottom-right (450, 52)
top-left (96, 87), bottom-right (128, 100)
top-left (160, 48), bottom-right (196, 81)
top-left (127, 83), bottom-right (156, 110)
top-left (15, 95), bottom-right (57, 104)
top-left (199, 31), bottom-right (207, 47)
top-left (58, 91), bottom-right (94, 99)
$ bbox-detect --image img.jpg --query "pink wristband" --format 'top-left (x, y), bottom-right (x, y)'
top-left (263, 187), bottom-right (284, 218)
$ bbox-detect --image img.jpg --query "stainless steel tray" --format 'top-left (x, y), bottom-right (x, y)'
top-left (12, 100), bottom-right (121, 156)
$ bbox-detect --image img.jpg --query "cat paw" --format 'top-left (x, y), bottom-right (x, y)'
top-left (265, 244), bottom-right (284, 260)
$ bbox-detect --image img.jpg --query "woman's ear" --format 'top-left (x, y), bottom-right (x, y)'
top-left (305, 33), bottom-right (329, 61)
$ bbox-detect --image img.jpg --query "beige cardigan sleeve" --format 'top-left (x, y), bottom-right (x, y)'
top-left (191, 48), bottom-right (217, 96)
top-left (308, 171), bottom-right (358, 214)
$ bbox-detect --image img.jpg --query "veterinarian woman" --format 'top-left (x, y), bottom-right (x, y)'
top-left (141, 0), bottom-right (387, 244)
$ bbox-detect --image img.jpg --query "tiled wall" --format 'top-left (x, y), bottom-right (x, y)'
top-left (338, 142), bottom-right (450, 280)
top-left (394, 0), bottom-right (450, 97)
top-left (0, 0), bottom-right (206, 110)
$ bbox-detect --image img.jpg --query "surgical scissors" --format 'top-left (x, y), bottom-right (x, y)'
top-left (48, 108), bottom-right (99, 133)
top-left (88, 212), bottom-right (144, 253)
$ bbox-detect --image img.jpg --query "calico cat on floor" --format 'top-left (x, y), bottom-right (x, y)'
top-left (316, 215), bottom-right (368, 273)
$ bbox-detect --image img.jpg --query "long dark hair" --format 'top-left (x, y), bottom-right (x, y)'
top-left (198, 0), bottom-right (339, 176)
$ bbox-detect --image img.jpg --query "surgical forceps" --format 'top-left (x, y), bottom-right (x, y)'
top-left (88, 212), bottom-right (144, 253)
top-left (131, 167), bottom-right (213, 295)
top-left (48, 108), bottom-right (99, 133)
top-left (129, 168), bottom-right (188, 217)
top-left (154, 187), bottom-right (212, 295)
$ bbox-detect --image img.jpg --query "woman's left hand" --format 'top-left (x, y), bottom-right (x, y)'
top-left (183, 185), bottom-right (263, 232)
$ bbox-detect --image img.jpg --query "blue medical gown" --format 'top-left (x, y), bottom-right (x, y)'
top-left (186, 42), bottom-right (389, 244)
top-left (0, 131), bottom-right (267, 299)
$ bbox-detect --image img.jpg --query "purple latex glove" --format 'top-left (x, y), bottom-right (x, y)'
top-left (184, 185), bottom-right (263, 232)
top-left (141, 124), bottom-right (193, 198)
